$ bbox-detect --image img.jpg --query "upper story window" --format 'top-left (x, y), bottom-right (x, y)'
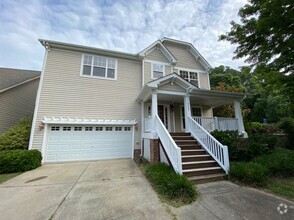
top-left (179, 70), bottom-right (198, 86)
top-left (152, 63), bottom-right (164, 79)
top-left (81, 54), bottom-right (117, 80)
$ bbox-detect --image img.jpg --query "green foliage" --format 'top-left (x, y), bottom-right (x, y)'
top-left (210, 130), bottom-right (240, 146)
top-left (0, 117), bottom-right (32, 151)
top-left (250, 122), bottom-right (279, 134)
top-left (145, 163), bottom-right (197, 204)
top-left (0, 150), bottom-right (42, 173)
top-left (219, 0), bottom-right (293, 73)
top-left (253, 148), bottom-right (294, 176)
top-left (230, 162), bottom-right (269, 186)
top-left (279, 118), bottom-right (294, 149)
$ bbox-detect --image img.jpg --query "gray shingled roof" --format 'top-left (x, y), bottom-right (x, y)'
top-left (0, 67), bottom-right (41, 91)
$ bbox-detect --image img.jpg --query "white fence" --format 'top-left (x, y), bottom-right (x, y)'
top-left (188, 116), bottom-right (230, 173)
top-left (193, 116), bottom-right (238, 132)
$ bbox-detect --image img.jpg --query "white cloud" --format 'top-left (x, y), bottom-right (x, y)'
top-left (0, 0), bottom-right (248, 71)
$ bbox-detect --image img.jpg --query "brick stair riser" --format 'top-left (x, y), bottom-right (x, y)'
top-left (183, 169), bottom-right (223, 177)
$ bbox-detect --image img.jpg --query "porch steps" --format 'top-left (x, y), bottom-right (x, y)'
top-left (170, 132), bottom-right (227, 184)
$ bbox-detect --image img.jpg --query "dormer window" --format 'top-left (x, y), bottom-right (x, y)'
top-left (152, 63), bottom-right (164, 79)
top-left (81, 54), bottom-right (117, 80)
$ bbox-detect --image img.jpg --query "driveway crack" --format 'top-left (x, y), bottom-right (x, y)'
top-left (48, 163), bottom-right (90, 220)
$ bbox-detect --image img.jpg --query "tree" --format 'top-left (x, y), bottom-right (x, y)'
top-left (219, 0), bottom-right (294, 74)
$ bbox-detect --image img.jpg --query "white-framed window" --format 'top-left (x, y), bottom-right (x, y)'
top-left (74, 127), bottom-right (82, 131)
top-left (63, 126), bottom-right (71, 131)
top-left (115, 127), bottom-right (122, 131)
top-left (51, 126), bottom-right (60, 131)
top-left (81, 54), bottom-right (117, 80)
top-left (85, 127), bottom-right (93, 131)
top-left (178, 69), bottom-right (198, 86)
top-left (124, 127), bottom-right (131, 131)
top-left (152, 63), bottom-right (164, 79)
top-left (106, 127), bottom-right (113, 131)
top-left (96, 127), bottom-right (103, 131)
top-left (181, 106), bottom-right (202, 130)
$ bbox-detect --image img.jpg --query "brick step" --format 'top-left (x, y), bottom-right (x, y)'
top-left (172, 136), bottom-right (195, 140)
top-left (181, 155), bottom-right (212, 162)
top-left (183, 167), bottom-right (223, 177)
top-left (170, 132), bottom-right (191, 136)
top-left (179, 144), bottom-right (202, 150)
top-left (182, 160), bottom-right (217, 169)
top-left (181, 149), bottom-right (206, 156)
top-left (188, 173), bottom-right (227, 184)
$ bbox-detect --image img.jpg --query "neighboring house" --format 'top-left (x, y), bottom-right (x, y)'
top-left (0, 68), bottom-right (40, 133)
top-left (29, 38), bottom-right (247, 182)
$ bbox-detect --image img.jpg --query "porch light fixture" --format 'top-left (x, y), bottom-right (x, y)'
top-left (39, 122), bottom-right (44, 131)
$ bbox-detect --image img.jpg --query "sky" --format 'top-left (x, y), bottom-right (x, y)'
top-left (0, 0), bottom-right (248, 71)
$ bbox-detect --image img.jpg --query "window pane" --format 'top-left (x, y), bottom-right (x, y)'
top-left (153, 71), bottom-right (163, 79)
top-left (190, 79), bottom-right (198, 86)
top-left (180, 70), bottom-right (189, 79)
top-left (192, 107), bottom-right (201, 116)
top-left (153, 63), bottom-right (163, 72)
top-left (94, 56), bottom-right (106, 67)
top-left (84, 55), bottom-right (92, 65)
top-left (190, 72), bottom-right (197, 79)
top-left (108, 58), bottom-right (116, 68)
top-left (83, 65), bottom-right (91, 75)
top-left (107, 68), bottom-right (115, 78)
top-left (93, 67), bottom-right (106, 77)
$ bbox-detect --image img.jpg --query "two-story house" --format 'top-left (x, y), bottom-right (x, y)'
top-left (29, 38), bottom-right (246, 183)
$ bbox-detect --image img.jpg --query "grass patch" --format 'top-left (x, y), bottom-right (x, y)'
top-left (0, 172), bottom-right (22, 184)
top-left (263, 177), bottom-right (294, 200)
top-left (144, 163), bottom-right (197, 207)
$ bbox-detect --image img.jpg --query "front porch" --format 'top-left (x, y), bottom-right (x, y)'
top-left (137, 73), bottom-right (246, 182)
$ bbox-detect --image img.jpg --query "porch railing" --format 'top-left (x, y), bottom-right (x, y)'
top-left (188, 116), bottom-right (230, 173)
top-left (154, 115), bottom-right (182, 174)
top-left (192, 116), bottom-right (238, 132)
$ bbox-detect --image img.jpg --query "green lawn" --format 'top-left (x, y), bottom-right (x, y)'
top-left (263, 177), bottom-right (294, 200)
top-left (0, 173), bottom-right (22, 184)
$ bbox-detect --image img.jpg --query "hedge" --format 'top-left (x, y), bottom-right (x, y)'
top-left (0, 150), bottom-right (42, 173)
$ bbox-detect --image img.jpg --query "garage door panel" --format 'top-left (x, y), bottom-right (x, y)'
top-left (45, 125), bottom-right (133, 162)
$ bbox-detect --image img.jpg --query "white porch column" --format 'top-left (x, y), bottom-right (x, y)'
top-left (151, 91), bottom-right (158, 119)
top-left (234, 100), bottom-right (248, 137)
top-left (184, 95), bottom-right (191, 132)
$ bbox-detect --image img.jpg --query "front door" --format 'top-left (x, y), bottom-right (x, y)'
top-left (158, 105), bottom-right (169, 131)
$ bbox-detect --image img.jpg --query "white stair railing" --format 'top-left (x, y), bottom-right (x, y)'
top-left (187, 116), bottom-right (230, 174)
top-left (154, 115), bottom-right (182, 174)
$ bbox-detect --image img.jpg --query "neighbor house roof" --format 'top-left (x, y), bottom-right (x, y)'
top-left (0, 67), bottom-right (41, 93)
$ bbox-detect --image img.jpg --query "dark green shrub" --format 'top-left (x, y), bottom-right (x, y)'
top-left (253, 148), bottom-right (294, 176)
top-left (279, 118), bottom-right (294, 149)
top-left (145, 163), bottom-right (197, 204)
top-left (0, 117), bottom-right (32, 151)
top-left (210, 130), bottom-right (240, 146)
top-left (250, 122), bottom-right (280, 134)
top-left (0, 150), bottom-right (42, 173)
top-left (230, 162), bottom-right (269, 186)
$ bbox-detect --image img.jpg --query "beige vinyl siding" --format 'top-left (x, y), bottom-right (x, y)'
top-left (202, 106), bottom-right (213, 117)
top-left (159, 83), bottom-right (186, 93)
top-left (32, 49), bottom-right (142, 150)
top-left (0, 79), bottom-right (39, 133)
top-left (199, 72), bottom-right (210, 90)
top-left (144, 62), bottom-right (172, 84)
top-left (145, 48), bottom-right (169, 63)
top-left (164, 42), bottom-right (206, 71)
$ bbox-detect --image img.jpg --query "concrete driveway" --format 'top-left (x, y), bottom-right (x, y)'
top-left (0, 159), bottom-right (172, 220)
top-left (0, 160), bottom-right (293, 220)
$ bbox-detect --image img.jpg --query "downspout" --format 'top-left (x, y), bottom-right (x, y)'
top-left (138, 59), bottom-right (145, 161)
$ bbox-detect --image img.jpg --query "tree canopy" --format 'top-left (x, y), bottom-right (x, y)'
top-left (219, 0), bottom-right (294, 74)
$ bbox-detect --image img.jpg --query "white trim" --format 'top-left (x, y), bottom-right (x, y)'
top-left (131, 125), bottom-right (135, 159)
top-left (29, 49), bottom-right (48, 150)
top-left (180, 105), bottom-right (203, 131)
top-left (42, 117), bottom-right (137, 125)
top-left (174, 67), bottom-right (207, 73)
top-left (0, 76), bottom-right (40, 93)
top-left (41, 124), bottom-right (48, 163)
top-left (151, 61), bottom-right (166, 80)
top-left (142, 59), bottom-right (145, 86)
top-left (175, 67), bottom-right (201, 88)
top-left (157, 90), bottom-right (187, 96)
top-left (79, 53), bottom-right (118, 81)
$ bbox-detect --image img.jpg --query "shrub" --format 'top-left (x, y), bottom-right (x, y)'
top-left (279, 118), bottom-right (294, 149)
top-left (0, 117), bottom-right (32, 151)
top-left (145, 163), bottom-right (197, 204)
top-left (0, 150), bottom-right (42, 173)
top-left (230, 162), bottom-right (269, 186)
top-left (253, 148), bottom-right (294, 176)
top-left (250, 122), bottom-right (280, 134)
top-left (210, 130), bottom-right (240, 146)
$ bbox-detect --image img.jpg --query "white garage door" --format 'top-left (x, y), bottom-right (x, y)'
top-left (45, 125), bottom-right (133, 162)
